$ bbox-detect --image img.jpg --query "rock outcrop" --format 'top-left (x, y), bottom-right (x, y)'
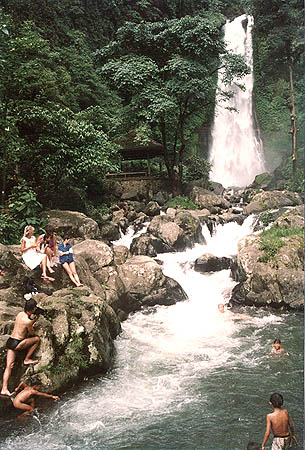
top-left (0, 232), bottom-right (188, 404)
top-left (0, 289), bottom-right (121, 397)
top-left (242, 190), bottom-right (302, 216)
top-left (187, 187), bottom-right (230, 213)
top-left (42, 210), bottom-right (100, 240)
top-left (116, 255), bottom-right (187, 308)
top-left (230, 207), bottom-right (304, 309)
top-left (195, 254), bottom-right (232, 272)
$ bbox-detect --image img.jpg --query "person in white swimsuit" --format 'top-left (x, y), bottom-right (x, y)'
top-left (20, 225), bottom-right (54, 281)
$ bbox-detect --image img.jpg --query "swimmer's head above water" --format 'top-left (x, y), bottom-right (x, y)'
top-left (218, 303), bottom-right (225, 313)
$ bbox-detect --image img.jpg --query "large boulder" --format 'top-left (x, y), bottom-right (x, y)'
top-left (250, 172), bottom-right (273, 190)
top-left (273, 205), bottom-right (304, 229)
top-left (174, 210), bottom-right (205, 247)
top-left (144, 211), bottom-right (207, 253)
top-left (195, 254), bottom-right (232, 272)
top-left (99, 221), bottom-right (121, 242)
top-left (116, 256), bottom-right (187, 309)
top-left (230, 222), bottom-right (304, 309)
top-left (73, 240), bottom-right (113, 273)
top-left (242, 190), bottom-right (302, 215)
top-left (188, 187), bottom-right (230, 213)
top-left (148, 215), bottom-right (184, 249)
top-left (142, 201), bottom-right (161, 217)
top-left (0, 244), bottom-right (57, 298)
top-left (0, 289), bottom-right (121, 407)
top-left (130, 234), bottom-right (173, 257)
top-left (42, 210), bottom-right (100, 240)
top-left (215, 211), bottom-right (245, 225)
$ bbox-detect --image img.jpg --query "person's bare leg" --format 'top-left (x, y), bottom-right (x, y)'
top-left (1, 349), bottom-right (16, 396)
top-left (15, 336), bottom-right (40, 365)
top-left (46, 248), bottom-right (55, 272)
top-left (69, 262), bottom-right (82, 286)
top-left (16, 399), bottom-right (35, 418)
top-left (63, 262), bottom-right (79, 286)
top-left (41, 255), bottom-right (54, 281)
top-left (41, 255), bottom-right (48, 277)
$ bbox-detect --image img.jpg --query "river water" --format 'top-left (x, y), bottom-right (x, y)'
top-left (0, 219), bottom-right (303, 449)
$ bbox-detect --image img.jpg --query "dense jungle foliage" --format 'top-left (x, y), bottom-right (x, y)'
top-left (0, 0), bottom-right (303, 243)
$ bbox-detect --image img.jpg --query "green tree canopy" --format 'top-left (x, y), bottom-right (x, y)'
top-left (0, 16), bottom-right (120, 204)
top-left (96, 14), bottom-right (249, 192)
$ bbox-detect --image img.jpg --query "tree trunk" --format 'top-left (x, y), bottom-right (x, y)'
top-left (288, 63), bottom-right (297, 174)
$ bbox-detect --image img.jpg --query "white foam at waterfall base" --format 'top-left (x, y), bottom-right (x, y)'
top-left (56, 219), bottom-right (280, 426)
top-left (58, 220), bottom-right (257, 427)
top-left (209, 14), bottom-right (265, 187)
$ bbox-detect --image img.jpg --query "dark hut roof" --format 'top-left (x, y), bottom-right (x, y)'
top-left (116, 130), bottom-right (164, 160)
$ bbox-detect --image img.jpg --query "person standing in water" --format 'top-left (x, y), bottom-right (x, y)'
top-left (1, 299), bottom-right (40, 396)
top-left (261, 392), bottom-right (297, 450)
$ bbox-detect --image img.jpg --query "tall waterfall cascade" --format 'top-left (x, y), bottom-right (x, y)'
top-left (209, 14), bottom-right (265, 188)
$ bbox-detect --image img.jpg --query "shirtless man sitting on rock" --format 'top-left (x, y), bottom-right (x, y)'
top-left (1, 298), bottom-right (40, 396)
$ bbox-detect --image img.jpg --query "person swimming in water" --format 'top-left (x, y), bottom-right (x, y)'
top-left (270, 339), bottom-right (285, 355)
top-left (217, 303), bottom-right (252, 321)
top-left (218, 303), bottom-right (226, 313)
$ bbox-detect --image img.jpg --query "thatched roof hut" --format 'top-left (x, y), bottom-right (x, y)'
top-left (116, 130), bottom-right (164, 161)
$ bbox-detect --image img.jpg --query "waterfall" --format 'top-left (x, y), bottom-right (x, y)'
top-left (209, 14), bottom-right (265, 188)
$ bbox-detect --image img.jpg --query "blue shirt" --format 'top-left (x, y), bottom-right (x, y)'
top-left (58, 242), bottom-right (74, 264)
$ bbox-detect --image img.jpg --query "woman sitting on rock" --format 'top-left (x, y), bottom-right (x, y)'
top-left (58, 236), bottom-right (82, 287)
top-left (20, 225), bottom-right (54, 282)
top-left (39, 225), bottom-right (57, 273)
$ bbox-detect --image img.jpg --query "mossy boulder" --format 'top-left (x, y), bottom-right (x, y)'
top-left (231, 208), bottom-right (304, 309)
top-left (0, 289), bottom-right (121, 404)
top-left (242, 190), bottom-right (302, 215)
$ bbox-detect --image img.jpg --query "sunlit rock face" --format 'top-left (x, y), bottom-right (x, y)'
top-left (242, 190), bottom-right (303, 215)
top-left (231, 206), bottom-right (304, 310)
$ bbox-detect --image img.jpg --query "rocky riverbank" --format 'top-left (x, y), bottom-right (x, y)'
top-left (0, 182), bottom-right (303, 415)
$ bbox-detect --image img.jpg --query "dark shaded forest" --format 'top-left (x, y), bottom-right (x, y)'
top-left (0, 0), bottom-right (303, 242)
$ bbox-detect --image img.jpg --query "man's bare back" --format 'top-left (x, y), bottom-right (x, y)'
top-left (261, 393), bottom-right (297, 449)
top-left (11, 312), bottom-right (36, 340)
top-left (268, 409), bottom-right (290, 436)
